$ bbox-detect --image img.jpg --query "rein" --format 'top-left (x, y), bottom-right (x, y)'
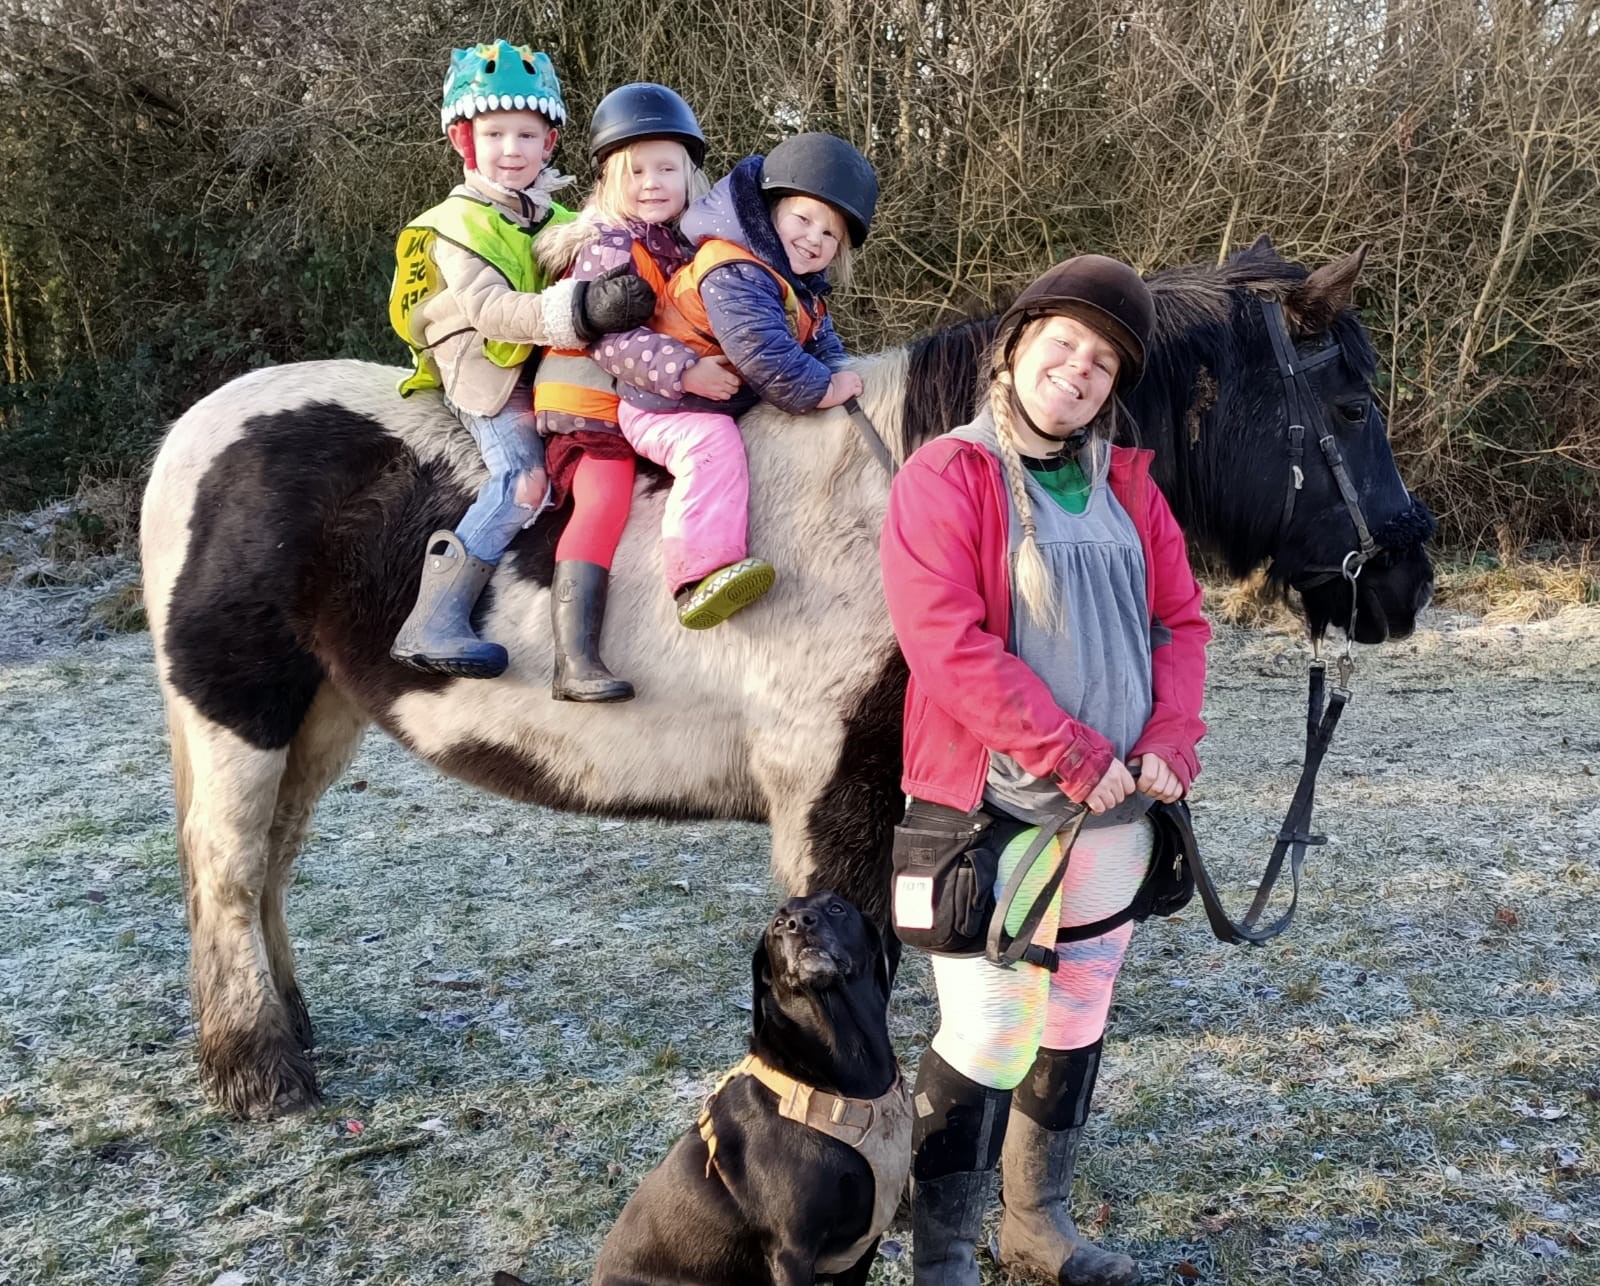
top-left (1175, 656), bottom-right (1349, 946)
top-left (843, 395), bottom-right (898, 476)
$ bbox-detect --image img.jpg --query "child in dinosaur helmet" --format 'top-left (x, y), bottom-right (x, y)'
top-left (615, 132), bottom-right (879, 629)
top-left (387, 41), bottom-right (658, 680)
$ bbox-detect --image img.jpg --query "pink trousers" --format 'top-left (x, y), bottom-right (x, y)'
top-left (617, 403), bottom-right (749, 591)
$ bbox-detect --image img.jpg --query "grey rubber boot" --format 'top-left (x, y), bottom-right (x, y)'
top-left (910, 1049), bottom-right (1011, 1285)
top-left (391, 530), bottom-right (509, 679)
top-left (995, 1042), bottom-right (1138, 1285)
top-left (550, 561), bottom-right (634, 703)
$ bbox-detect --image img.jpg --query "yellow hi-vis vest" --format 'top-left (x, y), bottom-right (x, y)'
top-left (389, 195), bottom-right (575, 397)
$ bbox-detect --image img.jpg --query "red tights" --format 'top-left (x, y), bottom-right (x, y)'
top-left (555, 454), bottom-right (636, 569)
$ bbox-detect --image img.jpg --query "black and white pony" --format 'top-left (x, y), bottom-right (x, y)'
top-left (140, 239), bottom-right (1434, 1119)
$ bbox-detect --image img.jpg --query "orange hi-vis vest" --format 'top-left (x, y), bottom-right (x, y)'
top-left (532, 241), bottom-right (670, 427)
top-left (654, 238), bottom-right (826, 359)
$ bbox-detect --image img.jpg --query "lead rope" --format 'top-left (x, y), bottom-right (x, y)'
top-left (1185, 557), bottom-right (1361, 946)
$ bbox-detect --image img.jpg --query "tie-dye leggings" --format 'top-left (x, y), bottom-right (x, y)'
top-left (928, 815), bottom-right (1152, 1090)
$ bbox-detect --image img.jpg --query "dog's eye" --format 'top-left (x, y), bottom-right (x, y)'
top-left (828, 902), bottom-right (845, 915)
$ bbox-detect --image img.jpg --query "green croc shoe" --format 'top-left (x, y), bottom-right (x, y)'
top-left (676, 558), bottom-right (776, 629)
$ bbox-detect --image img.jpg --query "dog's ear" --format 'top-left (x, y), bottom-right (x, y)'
top-left (750, 934), bottom-right (772, 1038)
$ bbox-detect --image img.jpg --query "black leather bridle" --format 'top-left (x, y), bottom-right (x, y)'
top-left (1197, 298), bottom-right (1426, 944)
top-left (1262, 298), bottom-right (1383, 601)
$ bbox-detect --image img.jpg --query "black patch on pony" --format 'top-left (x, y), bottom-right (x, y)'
top-left (431, 738), bottom-right (766, 823)
top-left (166, 404), bottom-right (425, 749)
top-left (803, 647), bottom-right (909, 926)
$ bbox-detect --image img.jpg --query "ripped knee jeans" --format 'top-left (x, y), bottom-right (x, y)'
top-left (449, 396), bottom-right (550, 564)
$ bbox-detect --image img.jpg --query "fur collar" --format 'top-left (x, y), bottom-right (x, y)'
top-left (459, 165), bottom-right (575, 228)
top-left (534, 210), bottom-right (693, 278)
top-left (534, 206), bottom-right (608, 276)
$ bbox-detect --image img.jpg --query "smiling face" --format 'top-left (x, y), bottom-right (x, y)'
top-left (470, 108), bottom-right (558, 188)
top-left (1009, 314), bottom-right (1121, 437)
top-left (617, 139), bottom-right (692, 224)
top-left (772, 195), bottom-right (846, 276)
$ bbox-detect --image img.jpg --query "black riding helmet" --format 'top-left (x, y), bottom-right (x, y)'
top-left (759, 133), bottom-right (878, 248)
top-left (993, 254), bottom-right (1154, 390)
top-left (588, 83), bottom-right (706, 167)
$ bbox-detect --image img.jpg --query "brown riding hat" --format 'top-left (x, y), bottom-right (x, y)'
top-left (994, 254), bottom-right (1155, 390)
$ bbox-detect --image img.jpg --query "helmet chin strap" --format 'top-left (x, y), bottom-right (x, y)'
top-left (997, 369), bottom-right (1090, 454)
top-left (1015, 399), bottom-right (1088, 454)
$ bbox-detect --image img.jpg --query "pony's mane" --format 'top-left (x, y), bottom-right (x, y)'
top-left (895, 243), bottom-right (1377, 458)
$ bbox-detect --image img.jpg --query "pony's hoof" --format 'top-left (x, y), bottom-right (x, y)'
top-left (201, 1033), bottom-right (322, 1120)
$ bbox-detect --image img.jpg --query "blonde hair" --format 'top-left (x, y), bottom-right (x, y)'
top-left (589, 141), bottom-right (710, 226)
top-left (989, 320), bottom-right (1123, 633)
top-left (990, 376), bottom-right (1063, 633)
top-left (771, 194), bottom-right (853, 288)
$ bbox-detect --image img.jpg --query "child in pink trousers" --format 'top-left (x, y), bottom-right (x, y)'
top-left (532, 83), bottom-right (734, 696)
top-left (615, 133), bottom-right (880, 628)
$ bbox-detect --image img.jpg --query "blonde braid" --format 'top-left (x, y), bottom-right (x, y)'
top-left (990, 379), bottom-right (1063, 633)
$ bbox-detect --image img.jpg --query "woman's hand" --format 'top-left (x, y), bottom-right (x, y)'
top-left (816, 370), bottom-right (865, 409)
top-left (682, 354), bottom-right (740, 401)
top-left (1079, 759), bottom-right (1136, 815)
top-left (1132, 754), bottom-right (1183, 803)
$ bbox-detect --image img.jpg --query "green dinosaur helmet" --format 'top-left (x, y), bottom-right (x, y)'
top-left (440, 41), bottom-right (568, 135)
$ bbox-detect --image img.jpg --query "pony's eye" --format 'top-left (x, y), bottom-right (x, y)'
top-left (1339, 400), bottom-right (1369, 424)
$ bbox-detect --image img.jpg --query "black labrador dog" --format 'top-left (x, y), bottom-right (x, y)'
top-left (498, 892), bottom-right (906, 1286)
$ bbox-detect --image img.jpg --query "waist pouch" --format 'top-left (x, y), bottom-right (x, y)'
top-left (891, 800), bottom-right (1083, 970)
top-left (1055, 798), bottom-right (1198, 944)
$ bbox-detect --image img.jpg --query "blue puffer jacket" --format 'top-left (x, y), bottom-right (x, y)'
top-left (619, 156), bottom-right (849, 417)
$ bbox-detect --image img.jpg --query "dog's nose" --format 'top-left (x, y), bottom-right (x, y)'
top-left (777, 909), bottom-right (820, 933)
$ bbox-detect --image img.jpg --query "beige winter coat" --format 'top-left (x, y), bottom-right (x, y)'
top-left (410, 168), bottom-right (584, 417)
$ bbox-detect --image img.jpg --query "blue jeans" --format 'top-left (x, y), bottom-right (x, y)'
top-left (449, 395), bottom-right (550, 564)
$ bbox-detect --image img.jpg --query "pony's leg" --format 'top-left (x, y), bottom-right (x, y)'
top-left (262, 685), bottom-right (369, 1056)
top-left (168, 696), bottom-right (313, 1119)
top-left (753, 710), bottom-right (903, 927)
top-left (773, 656), bottom-right (907, 926)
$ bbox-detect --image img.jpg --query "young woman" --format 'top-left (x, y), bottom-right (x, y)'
top-left (880, 255), bottom-right (1211, 1286)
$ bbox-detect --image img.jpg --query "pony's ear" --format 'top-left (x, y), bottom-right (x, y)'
top-left (1250, 233), bottom-right (1276, 255)
top-left (750, 936), bottom-right (772, 1039)
top-left (1284, 245), bottom-right (1368, 335)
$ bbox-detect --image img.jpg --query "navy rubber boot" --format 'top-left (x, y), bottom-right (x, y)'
top-left (391, 530), bottom-right (509, 679)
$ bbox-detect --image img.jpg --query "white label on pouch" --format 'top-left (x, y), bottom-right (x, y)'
top-left (894, 874), bottom-right (936, 930)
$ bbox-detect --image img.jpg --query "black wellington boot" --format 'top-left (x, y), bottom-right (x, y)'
top-left (550, 560), bottom-right (634, 702)
top-left (996, 1041), bottom-right (1139, 1285)
top-left (910, 1048), bottom-right (1012, 1286)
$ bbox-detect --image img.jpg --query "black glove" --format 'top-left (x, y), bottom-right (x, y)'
top-left (572, 265), bottom-right (657, 343)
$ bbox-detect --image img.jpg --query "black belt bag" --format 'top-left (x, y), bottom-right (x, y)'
top-left (890, 800), bottom-right (1085, 971)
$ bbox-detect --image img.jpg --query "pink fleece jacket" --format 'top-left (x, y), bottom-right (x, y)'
top-left (879, 433), bottom-right (1210, 811)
